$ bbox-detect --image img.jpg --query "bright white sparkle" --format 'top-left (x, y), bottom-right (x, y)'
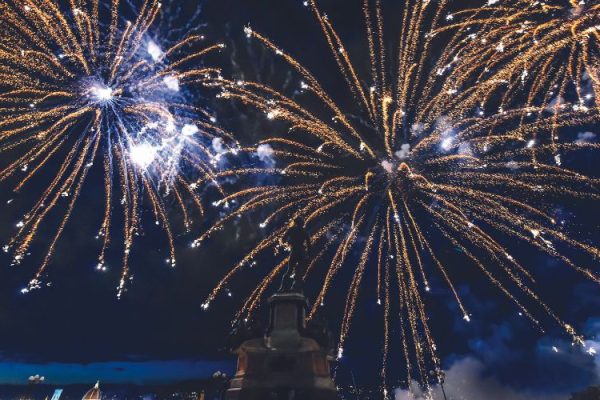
top-left (91, 85), bottom-right (113, 102)
top-left (147, 40), bottom-right (163, 61)
top-left (441, 137), bottom-right (453, 151)
top-left (182, 123), bottom-right (199, 136)
top-left (163, 76), bottom-right (180, 92)
top-left (129, 143), bottom-right (158, 169)
top-left (165, 119), bottom-right (176, 133)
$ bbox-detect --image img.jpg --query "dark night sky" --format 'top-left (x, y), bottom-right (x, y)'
top-left (1, 0), bottom-right (600, 398)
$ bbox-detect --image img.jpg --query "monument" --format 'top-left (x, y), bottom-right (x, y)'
top-left (225, 219), bottom-right (338, 400)
top-left (225, 291), bottom-right (338, 400)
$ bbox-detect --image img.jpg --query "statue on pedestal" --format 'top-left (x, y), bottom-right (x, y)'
top-left (225, 289), bottom-right (338, 400)
top-left (279, 217), bottom-right (311, 292)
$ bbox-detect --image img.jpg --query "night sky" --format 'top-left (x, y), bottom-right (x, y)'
top-left (1, 0), bottom-right (600, 399)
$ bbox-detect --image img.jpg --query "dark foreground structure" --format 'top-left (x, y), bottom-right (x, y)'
top-left (225, 290), bottom-right (338, 400)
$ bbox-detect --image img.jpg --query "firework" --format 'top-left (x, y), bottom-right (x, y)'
top-left (436, 0), bottom-right (600, 159)
top-left (196, 0), bottom-right (600, 394)
top-left (0, 0), bottom-right (232, 297)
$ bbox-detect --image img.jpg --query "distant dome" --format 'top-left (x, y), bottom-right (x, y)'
top-left (82, 381), bottom-right (101, 400)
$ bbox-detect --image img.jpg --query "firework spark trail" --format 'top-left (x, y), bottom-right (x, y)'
top-left (435, 0), bottom-right (600, 160)
top-left (0, 0), bottom-right (234, 296)
top-left (194, 0), bottom-right (600, 394)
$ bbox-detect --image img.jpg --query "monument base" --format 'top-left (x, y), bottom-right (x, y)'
top-left (225, 292), bottom-right (338, 400)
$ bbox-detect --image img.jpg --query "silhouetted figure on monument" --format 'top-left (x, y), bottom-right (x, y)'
top-left (279, 217), bottom-right (310, 292)
top-left (224, 215), bottom-right (337, 400)
top-left (225, 260), bottom-right (338, 400)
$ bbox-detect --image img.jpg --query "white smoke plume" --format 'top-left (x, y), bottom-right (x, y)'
top-left (394, 357), bottom-right (567, 400)
top-left (256, 143), bottom-right (276, 167)
top-left (395, 143), bottom-right (411, 159)
top-left (576, 131), bottom-right (597, 144)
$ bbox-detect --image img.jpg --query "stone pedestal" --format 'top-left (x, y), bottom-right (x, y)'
top-left (226, 292), bottom-right (338, 400)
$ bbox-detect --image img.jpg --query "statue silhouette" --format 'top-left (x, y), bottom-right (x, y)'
top-left (279, 217), bottom-right (310, 292)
